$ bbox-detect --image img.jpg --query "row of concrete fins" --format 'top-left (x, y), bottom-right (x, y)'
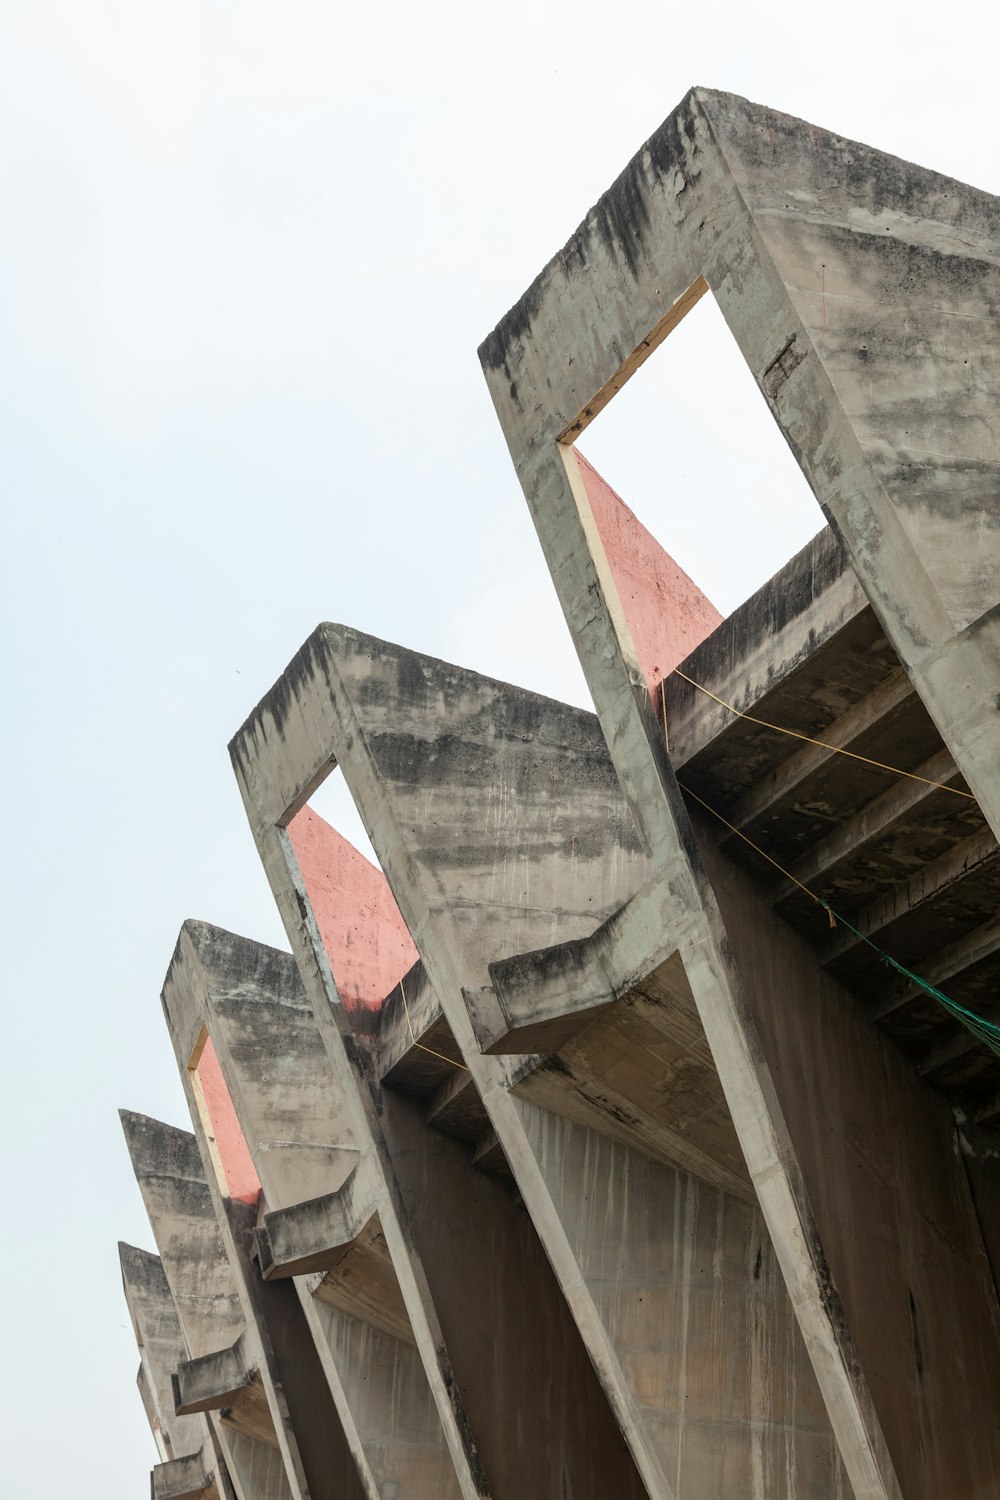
top-left (119, 610), bottom-right (846, 1500)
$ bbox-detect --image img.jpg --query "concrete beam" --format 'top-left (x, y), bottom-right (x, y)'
top-left (719, 669), bottom-right (914, 840)
top-left (770, 746), bottom-right (962, 906)
top-left (872, 913), bottom-right (1000, 1024)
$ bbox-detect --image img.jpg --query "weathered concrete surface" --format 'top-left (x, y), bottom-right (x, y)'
top-left (479, 87), bottom-right (1000, 1499)
top-left (163, 919), bottom-right (462, 1500)
top-left (479, 86), bottom-right (1000, 841)
top-left (119, 1242), bottom-right (230, 1500)
top-left (120, 1111), bottom-right (292, 1500)
top-left (178, 892), bottom-right (649, 1498)
top-left (152, 1449), bottom-right (223, 1500)
top-left (229, 623), bottom-right (845, 1499)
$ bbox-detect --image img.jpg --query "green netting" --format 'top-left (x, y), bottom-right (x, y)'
top-left (822, 904), bottom-right (1000, 1060)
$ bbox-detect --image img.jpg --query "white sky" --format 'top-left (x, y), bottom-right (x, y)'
top-left (1, 3), bottom-right (997, 1492)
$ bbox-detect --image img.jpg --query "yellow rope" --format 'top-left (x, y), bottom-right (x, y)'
top-left (398, 977), bottom-right (468, 1072)
top-left (669, 667), bottom-right (975, 800)
top-left (679, 782), bottom-right (836, 921)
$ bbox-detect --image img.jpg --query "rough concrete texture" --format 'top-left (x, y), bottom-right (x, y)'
top-left (119, 1241), bottom-right (228, 1500)
top-left (160, 927), bottom-right (369, 1500)
top-left (203, 794), bottom-right (652, 1499)
top-left (120, 1110), bottom-right (293, 1500)
top-left (480, 87), bottom-right (1000, 1499)
top-left (118, 89), bottom-right (1000, 1500)
top-left (162, 917), bottom-right (454, 1500)
top-left (229, 622), bottom-right (845, 1498)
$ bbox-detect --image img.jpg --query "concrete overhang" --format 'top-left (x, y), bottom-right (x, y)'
top-left (255, 1165), bottom-right (377, 1281)
top-left (172, 1334), bottom-right (255, 1417)
top-left (150, 1452), bottom-right (217, 1500)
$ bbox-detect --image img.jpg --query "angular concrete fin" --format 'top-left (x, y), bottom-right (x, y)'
top-left (167, 921), bottom-right (300, 1019)
top-left (285, 805), bottom-right (418, 1023)
top-left (272, 623), bottom-right (650, 972)
top-left (164, 918), bottom-right (357, 1211)
top-left (572, 449), bottom-right (723, 695)
top-left (120, 1109), bottom-right (205, 1185)
top-left (173, 1334), bottom-right (254, 1416)
top-left (480, 86), bottom-right (1000, 841)
top-left (119, 1110), bottom-right (244, 1359)
top-left (694, 86), bottom-right (1000, 633)
top-left (118, 1241), bottom-right (206, 1463)
top-left (256, 1165), bottom-right (379, 1280)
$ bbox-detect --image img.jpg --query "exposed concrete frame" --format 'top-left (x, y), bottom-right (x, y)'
top-left (229, 625), bottom-right (844, 1500)
top-left (119, 1242), bottom-right (233, 1500)
top-left (120, 1111), bottom-right (292, 1500)
top-left (171, 821), bottom-right (487, 1500)
top-left (161, 919), bottom-right (455, 1500)
top-left (478, 87), bottom-right (1000, 1500)
top-left (159, 932), bottom-right (373, 1500)
top-left (190, 818), bottom-right (654, 1498)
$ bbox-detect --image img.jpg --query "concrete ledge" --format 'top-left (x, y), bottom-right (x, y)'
top-left (481, 937), bottom-right (616, 1055)
top-left (255, 1165), bottom-right (377, 1280)
top-left (150, 1452), bottom-right (214, 1500)
top-left (173, 1333), bottom-right (255, 1416)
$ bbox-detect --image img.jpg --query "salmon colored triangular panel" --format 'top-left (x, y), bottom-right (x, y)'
top-left (573, 449), bottom-right (723, 695)
top-left (195, 1036), bottom-right (261, 1207)
top-left (288, 804), bottom-right (418, 1018)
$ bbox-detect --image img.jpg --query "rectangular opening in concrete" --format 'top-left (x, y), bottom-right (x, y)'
top-left (570, 287), bottom-right (823, 622)
top-left (188, 1028), bottom-right (261, 1207)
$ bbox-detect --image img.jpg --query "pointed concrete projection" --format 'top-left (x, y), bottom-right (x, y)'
top-left (162, 920), bottom-right (437, 1500)
top-left (120, 1111), bottom-right (292, 1500)
top-left (272, 815), bottom-right (650, 1500)
top-left (155, 975), bottom-right (358, 1500)
top-left (479, 89), bottom-right (1000, 1499)
top-left (229, 620), bottom-right (851, 1499)
top-left (169, 895), bottom-right (647, 1498)
top-left (119, 1243), bottom-right (231, 1500)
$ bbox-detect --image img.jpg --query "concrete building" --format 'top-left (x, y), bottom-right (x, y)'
top-left (120, 91), bottom-right (1000, 1499)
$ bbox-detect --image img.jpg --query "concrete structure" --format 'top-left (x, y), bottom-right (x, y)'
top-left (120, 91), bottom-right (1000, 1500)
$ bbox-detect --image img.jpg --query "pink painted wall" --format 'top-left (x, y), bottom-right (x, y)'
top-left (573, 449), bottom-right (723, 696)
top-left (195, 1035), bottom-right (261, 1206)
top-left (288, 804), bottom-right (418, 1019)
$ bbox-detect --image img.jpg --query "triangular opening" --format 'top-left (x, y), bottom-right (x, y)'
top-left (288, 765), bottom-right (418, 1029)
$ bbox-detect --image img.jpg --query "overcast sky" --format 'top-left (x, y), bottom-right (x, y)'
top-left (1, 2), bottom-right (997, 1492)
